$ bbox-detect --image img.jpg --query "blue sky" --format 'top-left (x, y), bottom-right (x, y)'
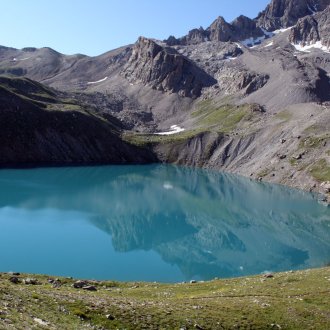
top-left (2, 0), bottom-right (270, 56)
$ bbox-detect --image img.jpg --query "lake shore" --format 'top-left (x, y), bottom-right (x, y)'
top-left (1, 267), bottom-right (329, 329)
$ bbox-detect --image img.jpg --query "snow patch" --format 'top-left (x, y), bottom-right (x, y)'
top-left (155, 125), bottom-right (185, 135)
top-left (264, 41), bottom-right (274, 48)
top-left (292, 41), bottom-right (330, 53)
top-left (241, 36), bottom-right (266, 47)
top-left (307, 4), bottom-right (316, 14)
top-left (261, 28), bottom-right (275, 38)
top-left (273, 26), bottom-right (293, 34)
top-left (225, 56), bottom-right (237, 61)
top-left (87, 77), bottom-right (108, 85)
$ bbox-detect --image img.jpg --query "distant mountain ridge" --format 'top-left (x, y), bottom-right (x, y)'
top-left (165, 0), bottom-right (330, 46)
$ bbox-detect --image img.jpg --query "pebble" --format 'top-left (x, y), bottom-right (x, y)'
top-left (23, 278), bottom-right (38, 285)
top-left (82, 285), bottom-right (97, 291)
top-left (9, 276), bottom-right (20, 284)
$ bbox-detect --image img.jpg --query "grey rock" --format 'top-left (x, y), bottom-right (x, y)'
top-left (23, 278), bottom-right (38, 285)
top-left (82, 285), bottom-right (97, 291)
top-left (122, 37), bottom-right (216, 98)
top-left (289, 6), bottom-right (330, 47)
top-left (256, 0), bottom-right (330, 31)
top-left (73, 280), bottom-right (88, 289)
top-left (9, 276), bottom-right (20, 284)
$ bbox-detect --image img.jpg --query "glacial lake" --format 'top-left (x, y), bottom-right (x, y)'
top-left (0, 164), bottom-right (329, 282)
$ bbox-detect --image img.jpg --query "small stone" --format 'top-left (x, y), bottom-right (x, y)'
top-left (72, 280), bottom-right (88, 289)
top-left (34, 318), bottom-right (50, 326)
top-left (190, 280), bottom-right (197, 284)
top-left (82, 285), bottom-right (97, 291)
top-left (106, 314), bottom-right (115, 320)
top-left (9, 276), bottom-right (20, 284)
top-left (23, 278), bottom-right (38, 285)
top-left (263, 273), bottom-right (274, 278)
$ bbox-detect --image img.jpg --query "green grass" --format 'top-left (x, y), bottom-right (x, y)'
top-left (192, 102), bottom-right (254, 133)
top-left (0, 268), bottom-right (329, 329)
top-left (124, 101), bottom-right (263, 148)
top-left (299, 134), bottom-right (330, 149)
top-left (275, 110), bottom-right (293, 122)
top-left (310, 159), bottom-right (330, 182)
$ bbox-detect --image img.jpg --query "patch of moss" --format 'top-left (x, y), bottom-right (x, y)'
top-left (275, 110), bottom-right (293, 121)
top-left (299, 134), bottom-right (330, 149)
top-left (310, 159), bottom-right (330, 182)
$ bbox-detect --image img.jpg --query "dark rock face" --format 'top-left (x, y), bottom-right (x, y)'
top-left (122, 37), bottom-right (216, 98)
top-left (231, 15), bottom-right (265, 40)
top-left (289, 6), bottom-right (330, 46)
top-left (0, 77), bottom-right (155, 166)
top-left (256, 0), bottom-right (330, 31)
top-left (208, 16), bottom-right (234, 42)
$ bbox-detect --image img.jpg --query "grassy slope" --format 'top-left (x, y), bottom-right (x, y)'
top-left (0, 268), bottom-right (329, 329)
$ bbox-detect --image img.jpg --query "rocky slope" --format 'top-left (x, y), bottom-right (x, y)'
top-left (0, 76), bottom-right (155, 166)
top-left (0, 0), bottom-right (329, 199)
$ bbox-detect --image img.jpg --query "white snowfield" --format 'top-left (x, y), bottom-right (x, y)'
top-left (87, 77), bottom-right (108, 85)
top-left (155, 125), bottom-right (185, 135)
top-left (292, 41), bottom-right (330, 53)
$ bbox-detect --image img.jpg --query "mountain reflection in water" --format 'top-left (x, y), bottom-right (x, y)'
top-left (0, 165), bottom-right (329, 281)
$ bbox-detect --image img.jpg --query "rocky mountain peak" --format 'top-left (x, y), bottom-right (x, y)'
top-left (121, 37), bottom-right (216, 98)
top-left (256, 0), bottom-right (330, 31)
top-left (208, 16), bottom-right (233, 42)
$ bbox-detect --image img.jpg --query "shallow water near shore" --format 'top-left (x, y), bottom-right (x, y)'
top-left (0, 164), bottom-right (329, 282)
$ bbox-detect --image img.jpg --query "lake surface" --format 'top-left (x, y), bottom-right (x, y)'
top-left (0, 164), bottom-right (329, 282)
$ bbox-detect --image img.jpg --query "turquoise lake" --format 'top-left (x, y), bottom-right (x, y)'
top-left (0, 164), bottom-right (329, 282)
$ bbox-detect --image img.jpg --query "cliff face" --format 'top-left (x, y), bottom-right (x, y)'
top-left (256, 0), bottom-right (330, 30)
top-left (122, 37), bottom-right (216, 98)
top-left (289, 6), bottom-right (330, 47)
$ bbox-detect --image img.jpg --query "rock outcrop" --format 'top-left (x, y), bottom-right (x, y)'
top-left (289, 5), bottom-right (330, 47)
top-left (122, 37), bottom-right (216, 98)
top-left (256, 0), bottom-right (330, 31)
